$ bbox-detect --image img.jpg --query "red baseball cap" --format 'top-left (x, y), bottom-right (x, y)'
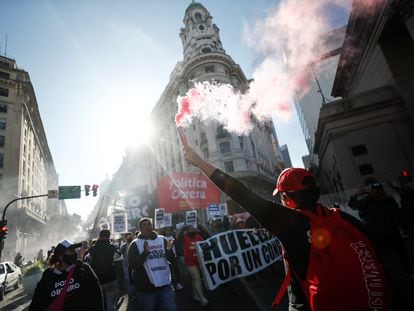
top-left (273, 168), bottom-right (314, 196)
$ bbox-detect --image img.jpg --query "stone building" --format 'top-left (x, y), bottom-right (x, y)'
top-left (0, 55), bottom-right (60, 258)
top-left (97, 2), bottom-right (284, 228)
top-left (314, 0), bottom-right (414, 197)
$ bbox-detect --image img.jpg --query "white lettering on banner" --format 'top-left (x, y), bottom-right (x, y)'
top-left (169, 177), bottom-right (207, 190)
top-left (196, 229), bottom-right (282, 290)
top-left (171, 189), bottom-right (206, 200)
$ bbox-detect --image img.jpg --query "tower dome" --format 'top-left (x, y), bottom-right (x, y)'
top-left (180, 1), bottom-right (225, 61)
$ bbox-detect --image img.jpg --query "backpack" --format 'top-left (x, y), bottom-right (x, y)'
top-left (89, 243), bottom-right (117, 284)
top-left (272, 204), bottom-right (390, 311)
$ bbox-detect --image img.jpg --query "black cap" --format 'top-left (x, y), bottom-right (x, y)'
top-left (54, 240), bottom-right (82, 254)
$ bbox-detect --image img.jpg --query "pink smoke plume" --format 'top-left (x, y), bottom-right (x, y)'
top-left (175, 0), bottom-right (383, 134)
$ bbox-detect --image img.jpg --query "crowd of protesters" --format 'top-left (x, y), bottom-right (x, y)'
top-left (19, 164), bottom-right (413, 311)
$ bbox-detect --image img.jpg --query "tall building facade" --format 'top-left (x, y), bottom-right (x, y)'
top-left (294, 26), bottom-right (346, 168)
top-left (96, 2), bottom-right (284, 229)
top-left (0, 55), bottom-right (59, 258)
top-left (280, 144), bottom-right (292, 168)
top-left (314, 0), bottom-right (414, 199)
top-left (148, 2), bottom-right (282, 215)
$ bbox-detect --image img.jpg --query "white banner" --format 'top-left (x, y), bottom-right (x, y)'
top-left (196, 229), bottom-right (281, 290)
top-left (112, 213), bottom-right (127, 233)
top-left (154, 208), bottom-right (165, 229)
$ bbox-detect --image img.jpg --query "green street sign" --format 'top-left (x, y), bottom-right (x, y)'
top-left (58, 186), bottom-right (81, 200)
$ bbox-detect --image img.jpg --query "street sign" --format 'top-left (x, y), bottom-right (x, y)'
top-left (58, 186), bottom-right (81, 200)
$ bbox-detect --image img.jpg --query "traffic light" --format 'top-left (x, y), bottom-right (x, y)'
top-left (400, 169), bottom-right (412, 184)
top-left (0, 220), bottom-right (8, 250)
top-left (92, 184), bottom-right (99, 197)
top-left (84, 185), bottom-right (91, 196)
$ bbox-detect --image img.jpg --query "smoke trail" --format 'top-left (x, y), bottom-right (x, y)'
top-left (176, 0), bottom-right (384, 134)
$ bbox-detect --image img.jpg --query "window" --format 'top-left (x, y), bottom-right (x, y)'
top-left (224, 161), bottom-right (234, 172)
top-left (205, 66), bottom-right (215, 73)
top-left (195, 12), bottom-right (202, 22)
top-left (200, 132), bottom-right (208, 144)
top-left (0, 71), bottom-right (10, 79)
top-left (202, 47), bottom-right (212, 53)
top-left (0, 102), bottom-right (6, 113)
top-left (0, 118), bottom-right (5, 129)
top-left (0, 60), bottom-right (10, 67)
top-left (199, 25), bottom-right (205, 31)
top-left (0, 87), bottom-right (9, 97)
top-left (358, 164), bottom-right (374, 176)
top-left (351, 144), bottom-right (368, 156)
top-left (203, 148), bottom-right (209, 159)
top-left (0, 135), bottom-right (4, 147)
top-left (216, 125), bottom-right (229, 139)
top-left (239, 136), bottom-right (244, 149)
top-left (219, 142), bottom-right (231, 154)
top-left (0, 153), bottom-right (4, 168)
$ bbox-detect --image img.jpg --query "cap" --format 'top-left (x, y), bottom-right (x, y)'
top-left (54, 240), bottom-right (82, 254)
top-left (273, 168), bottom-right (314, 196)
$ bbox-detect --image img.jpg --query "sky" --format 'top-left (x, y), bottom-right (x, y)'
top-left (0, 0), bottom-right (349, 220)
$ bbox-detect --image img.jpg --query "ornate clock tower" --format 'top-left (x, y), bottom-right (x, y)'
top-left (180, 1), bottom-right (225, 61)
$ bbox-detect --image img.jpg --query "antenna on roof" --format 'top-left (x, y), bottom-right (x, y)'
top-left (310, 62), bottom-right (328, 105)
top-left (4, 35), bottom-right (8, 57)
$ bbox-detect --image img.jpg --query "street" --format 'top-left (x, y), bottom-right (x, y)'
top-left (0, 262), bottom-right (287, 311)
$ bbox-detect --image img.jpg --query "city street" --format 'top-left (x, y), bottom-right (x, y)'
top-left (0, 262), bottom-right (287, 311)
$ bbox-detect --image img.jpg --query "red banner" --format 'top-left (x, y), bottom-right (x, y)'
top-left (157, 173), bottom-right (221, 212)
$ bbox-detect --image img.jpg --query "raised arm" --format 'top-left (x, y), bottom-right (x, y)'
top-left (183, 145), bottom-right (216, 177)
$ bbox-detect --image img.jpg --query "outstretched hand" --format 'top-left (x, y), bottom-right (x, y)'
top-left (183, 145), bottom-right (204, 167)
top-left (182, 145), bottom-right (216, 177)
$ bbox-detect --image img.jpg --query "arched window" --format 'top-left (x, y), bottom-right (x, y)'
top-left (194, 12), bottom-right (202, 22)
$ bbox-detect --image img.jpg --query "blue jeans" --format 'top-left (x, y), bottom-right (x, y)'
top-left (137, 284), bottom-right (176, 311)
top-left (122, 263), bottom-right (135, 298)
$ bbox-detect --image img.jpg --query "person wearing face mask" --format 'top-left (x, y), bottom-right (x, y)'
top-left (29, 239), bottom-right (104, 311)
top-left (182, 145), bottom-right (392, 311)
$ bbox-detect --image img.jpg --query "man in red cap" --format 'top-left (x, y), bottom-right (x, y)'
top-left (183, 145), bottom-right (390, 311)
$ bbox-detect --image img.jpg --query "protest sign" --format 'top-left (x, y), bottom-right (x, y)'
top-left (186, 210), bottom-right (197, 228)
top-left (176, 222), bottom-right (185, 231)
top-left (112, 213), bottom-right (127, 233)
top-left (219, 203), bottom-right (228, 216)
top-left (196, 229), bottom-right (281, 290)
top-left (163, 213), bottom-right (172, 228)
top-left (207, 203), bottom-right (221, 220)
top-left (154, 208), bottom-right (165, 229)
